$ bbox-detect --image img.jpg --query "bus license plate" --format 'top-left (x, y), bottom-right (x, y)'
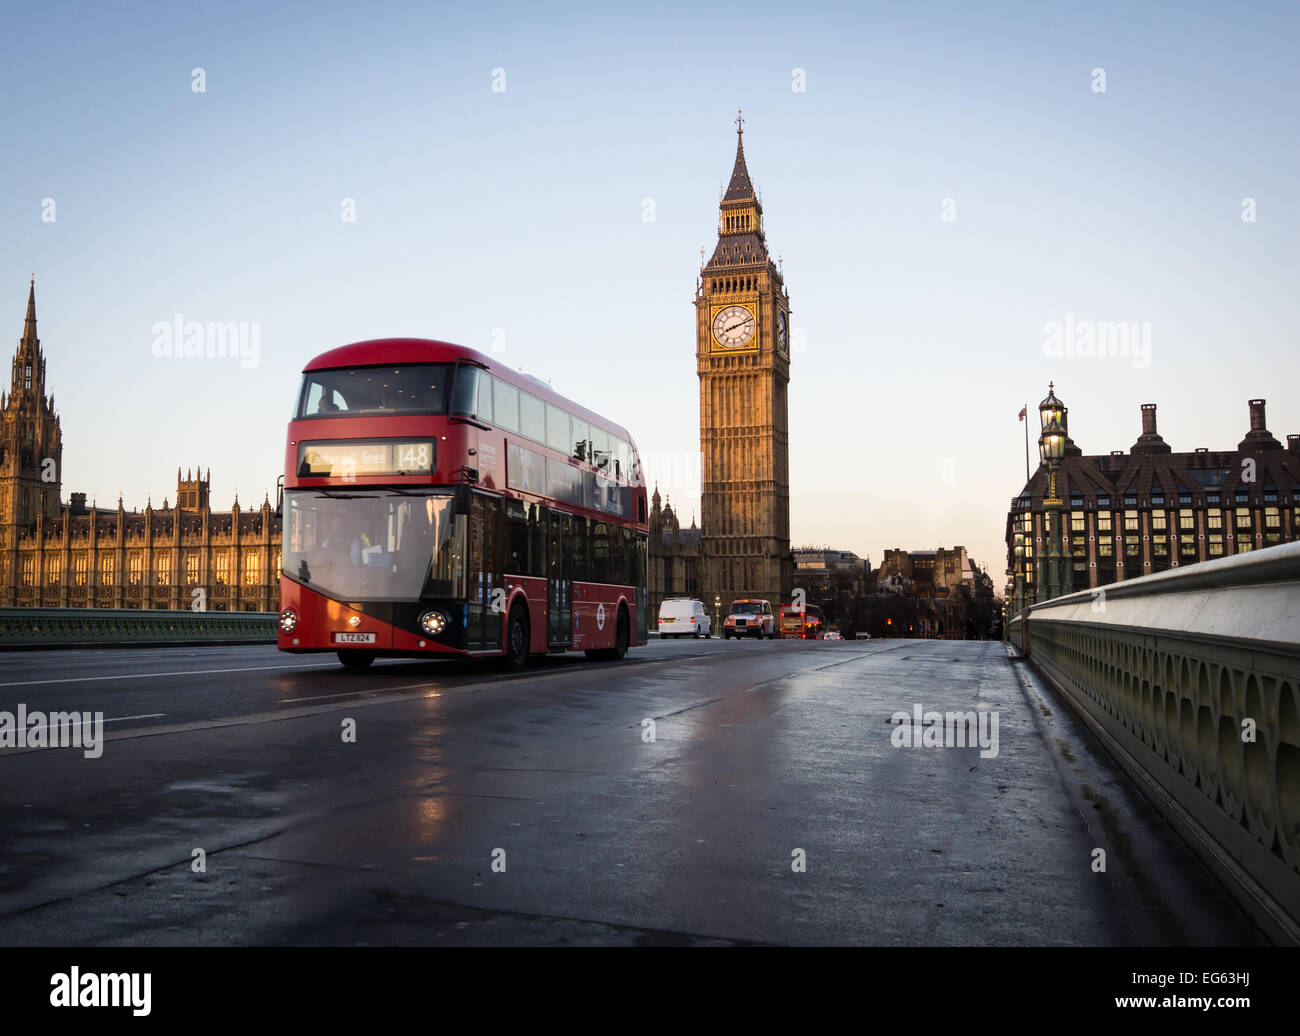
top-left (334, 632), bottom-right (376, 644)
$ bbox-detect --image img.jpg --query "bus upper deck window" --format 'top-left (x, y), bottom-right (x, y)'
top-left (451, 365), bottom-right (481, 419)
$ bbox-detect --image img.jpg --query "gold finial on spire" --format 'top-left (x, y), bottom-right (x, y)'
top-left (735, 107), bottom-right (744, 139)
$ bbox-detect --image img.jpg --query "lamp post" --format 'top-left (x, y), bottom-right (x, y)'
top-left (1013, 533), bottom-right (1025, 615)
top-left (713, 594), bottom-right (721, 634)
top-left (1037, 385), bottom-right (1068, 601)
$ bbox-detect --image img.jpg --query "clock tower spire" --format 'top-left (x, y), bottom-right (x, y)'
top-left (695, 117), bottom-right (793, 612)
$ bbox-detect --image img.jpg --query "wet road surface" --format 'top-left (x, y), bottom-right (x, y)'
top-left (0, 638), bottom-right (1265, 945)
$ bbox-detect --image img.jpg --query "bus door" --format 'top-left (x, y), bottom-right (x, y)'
top-left (467, 491), bottom-right (503, 651)
top-left (546, 509), bottom-right (572, 649)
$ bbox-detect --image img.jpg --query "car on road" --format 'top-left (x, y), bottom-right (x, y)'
top-left (856, 632), bottom-right (871, 640)
top-left (658, 598), bottom-right (712, 638)
top-left (722, 599), bottom-right (776, 639)
top-left (823, 630), bottom-right (842, 641)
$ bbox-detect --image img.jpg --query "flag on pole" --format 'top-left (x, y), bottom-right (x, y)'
top-left (1018, 405), bottom-right (1027, 421)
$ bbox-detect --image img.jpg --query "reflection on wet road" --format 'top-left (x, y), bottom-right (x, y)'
top-left (0, 639), bottom-right (1264, 945)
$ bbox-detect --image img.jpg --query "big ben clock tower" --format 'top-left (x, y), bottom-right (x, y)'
top-left (696, 112), bottom-right (793, 610)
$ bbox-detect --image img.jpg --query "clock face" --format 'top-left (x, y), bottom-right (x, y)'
top-left (777, 311), bottom-right (788, 354)
top-left (712, 305), bottom-right (755, 348)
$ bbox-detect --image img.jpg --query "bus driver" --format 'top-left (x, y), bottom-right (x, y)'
top-left (320, 514), bottom-right (369, 565)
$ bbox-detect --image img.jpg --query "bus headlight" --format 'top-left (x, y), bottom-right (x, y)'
top-left (419, 610), bottom-right (448, 636)
top-left (279, 608), bottom-right (298, 633)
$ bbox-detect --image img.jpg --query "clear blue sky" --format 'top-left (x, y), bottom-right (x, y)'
top-left (4, 0), bottom-right (1298, 579)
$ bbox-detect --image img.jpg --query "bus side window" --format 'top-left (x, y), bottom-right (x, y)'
top-left (567, 516), bottom-right (590, 584)
top-left (520, 392), bottom-right (545, 443)
top-left (494, 380), bottom-right (519, 433)
top-left (451, 365), bottom-right (480, 419)
top-left (589, 426), bottom-right (610, 470)
top-left (529, 504), bottom-right (545, 578)
top-left (613, 439), bottom-right (630, 481)
top-left (571, 418), bottom-right (589, 463)
top-left (506, 504), bottom-right (527, 575)
top-left (591, 522), bottom-right (612, 584)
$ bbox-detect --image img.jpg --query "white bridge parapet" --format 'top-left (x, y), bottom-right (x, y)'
top-left (1007, 542), bottom-right (1300, 943)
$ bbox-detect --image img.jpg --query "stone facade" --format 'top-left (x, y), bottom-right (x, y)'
top-left (0, 282), bottom-right (281, 610)
top-left (649, 117), bottom-right (795, 619)
top-left (876, 546), bottom-right (973, 597)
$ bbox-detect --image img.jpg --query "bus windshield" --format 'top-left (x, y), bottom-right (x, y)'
top-left (297, 363), bottom-right (453, 418)
top-left (282, 488), bottom-right (464, 601)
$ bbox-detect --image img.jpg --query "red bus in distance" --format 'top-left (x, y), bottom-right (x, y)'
top-left (277, 338), bottom-right (648, 669)
top-left (780, 602), bottom-right (824, 639)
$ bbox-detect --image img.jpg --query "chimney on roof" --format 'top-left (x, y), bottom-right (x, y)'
top-left (1288, 434), bottom-right (1300, 456)
top-left (1132, 402), bottom-right (1170, 454)
top-left (1249, 399), bottom-right (1266, 432)
top-left (1141, 403), bottom-right (1157, 437)
top-left (1238, 398), bottom-right (1282, 451)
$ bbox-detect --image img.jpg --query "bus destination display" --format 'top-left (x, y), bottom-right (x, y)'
top-left (297, 440), bottom-right (436, 478)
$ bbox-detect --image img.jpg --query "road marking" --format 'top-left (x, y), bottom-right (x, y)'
top-left (281, 683), bottom-right (442, 703)
top-left (103, 713), bottom-right (166, 724)
top-left (0, 662), bottom-right (339, 689)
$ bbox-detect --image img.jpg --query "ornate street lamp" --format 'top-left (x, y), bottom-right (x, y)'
top-left (1013, 533), bottom-right (1025, 614)
top-left (1036, 383), bottom-right (1071, 602)
top-left (1038, 416), bottom-right (1065, 465)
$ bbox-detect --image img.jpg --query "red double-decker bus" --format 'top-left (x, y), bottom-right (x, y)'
top-left (779, 602), bottom-right (824, 639)
top-left (276, 339), bottom-right (648, 669)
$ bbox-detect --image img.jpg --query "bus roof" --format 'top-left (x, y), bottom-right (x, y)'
top-left (303, 338), bottom-right (637, 444)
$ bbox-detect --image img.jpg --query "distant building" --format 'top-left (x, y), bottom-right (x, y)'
top-left (868, 545), bottom-right (991, 637)
top-left (1005, 388), bottom-right (1300, 602)
top-left (793, 547), bottom-right (868, 599)
top-left (0, 281), bottom-right (282, 610)
top-left (876, 545), bottom-right (974, 598)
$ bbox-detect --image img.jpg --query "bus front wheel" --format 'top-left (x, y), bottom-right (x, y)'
top-left (503, 604), bottom-right (530, 671)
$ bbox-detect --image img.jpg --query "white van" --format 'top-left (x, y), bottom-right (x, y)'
top-left (658, 598), bottom-right (712, 639)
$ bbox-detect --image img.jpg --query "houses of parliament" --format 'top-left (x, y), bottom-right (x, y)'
top-left (0, 281), bottom-right (281, 610)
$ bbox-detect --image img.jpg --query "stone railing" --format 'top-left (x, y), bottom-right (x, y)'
top-left (0, 607), bottom-right (277, 648)
top-left (1007, 541), bottom-right (1300, 943)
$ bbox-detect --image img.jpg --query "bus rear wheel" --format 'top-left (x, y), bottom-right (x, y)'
top-left (338, 650), bottom-right (375, 670)
top-left (587, 606), bottom-right (629, 661)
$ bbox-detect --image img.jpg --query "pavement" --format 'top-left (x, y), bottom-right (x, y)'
top-left (0, 637), bottom-right (1265, 945)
